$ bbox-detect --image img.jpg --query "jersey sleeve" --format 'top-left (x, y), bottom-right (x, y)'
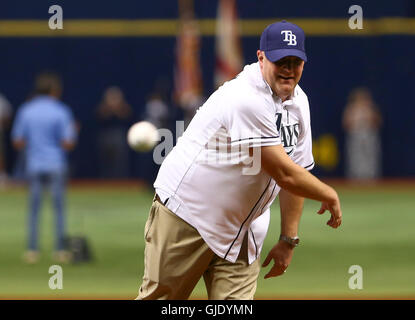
top-left (11, 107), bottom-right (27, 141)
top-left (59, 106), bottom-right (76, 143)
top-left (291, 98), bottom-right (315, 171)
top-left (221, 88), bottom-right (281, 148)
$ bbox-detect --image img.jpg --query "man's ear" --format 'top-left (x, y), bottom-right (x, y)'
top-left (257, 50), bottom-right (263, 61)
top-left (257, 50), bottom-right (265, 69)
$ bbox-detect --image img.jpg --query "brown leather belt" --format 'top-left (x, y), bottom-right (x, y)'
top-left (155, 194), bottom-right (168, 205)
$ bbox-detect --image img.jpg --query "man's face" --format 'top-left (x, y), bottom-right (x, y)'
top-left (257, 50), bottom-right (304, 100)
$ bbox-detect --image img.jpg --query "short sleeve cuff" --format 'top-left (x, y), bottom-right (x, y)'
top-left (303, 162), bottom-right (315, 171)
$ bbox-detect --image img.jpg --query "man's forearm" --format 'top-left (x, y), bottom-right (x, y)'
top-left (62, 140), bottom-right (76, 151)
top-left (261, 145), bottom-right (338, 205)
top-left (279, 188), bottom-right (304, 237)
top-left (279, 165), bottom-right (338, 204)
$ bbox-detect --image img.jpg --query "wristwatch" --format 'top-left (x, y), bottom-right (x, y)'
top-left (279, 235), bottom-right (300, 247)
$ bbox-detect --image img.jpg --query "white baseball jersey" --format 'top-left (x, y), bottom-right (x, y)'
top-left (154, 62), bottom-right (314, 264)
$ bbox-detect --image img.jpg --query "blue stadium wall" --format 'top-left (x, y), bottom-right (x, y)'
top-left (0, 0), bottom-right (414, 179)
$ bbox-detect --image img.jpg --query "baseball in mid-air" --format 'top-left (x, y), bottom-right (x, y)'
top-left (127, 121), bottom-right (159, 152)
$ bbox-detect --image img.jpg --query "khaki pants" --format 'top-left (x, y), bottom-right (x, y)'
top-left (137, 196), bottom-right (260, 300)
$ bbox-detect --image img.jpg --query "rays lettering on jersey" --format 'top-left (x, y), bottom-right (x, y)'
top-left (276, 112), bottom-right (300, 153)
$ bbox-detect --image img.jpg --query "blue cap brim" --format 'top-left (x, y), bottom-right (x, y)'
top-left (265, 49), bottom-right (307, 62)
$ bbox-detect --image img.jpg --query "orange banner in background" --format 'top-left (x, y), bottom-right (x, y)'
top-left (173, 0), bottom-right (203, 111)
top-left (214, 0), bottom-right (244, 89)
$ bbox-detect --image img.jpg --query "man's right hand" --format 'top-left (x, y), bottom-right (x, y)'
top-left (317, 196), bottom-right (342, 229)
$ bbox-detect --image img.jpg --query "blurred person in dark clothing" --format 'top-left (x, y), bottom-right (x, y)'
top-left (140, 84), bottom-right (172, 186)
top-left (11, 71), bottom-right (77, 264)
top-left (96, 86), bottom-right (133, 178)
top-left (144, 90), bottom-right (170, 130)
top-left (342, 87), bottom-right (382, 180)
top-left (0, 92), bottom-right (12, 187)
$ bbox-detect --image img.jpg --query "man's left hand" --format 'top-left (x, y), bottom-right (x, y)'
top-left (262, 240), bottom-right (294, 279)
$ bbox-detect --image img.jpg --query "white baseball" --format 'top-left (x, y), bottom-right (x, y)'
top-left (127, 121), bottom-right (159, 152)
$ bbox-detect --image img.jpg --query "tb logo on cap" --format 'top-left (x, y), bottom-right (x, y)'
top-left (281, 30), bottom-right (297, 46)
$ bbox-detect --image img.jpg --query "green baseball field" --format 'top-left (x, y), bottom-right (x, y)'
top-left (1, 180), bottom-right (414, 299)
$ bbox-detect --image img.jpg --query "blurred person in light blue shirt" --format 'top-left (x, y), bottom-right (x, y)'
top-left (11, 71), bottom-right (77, 264)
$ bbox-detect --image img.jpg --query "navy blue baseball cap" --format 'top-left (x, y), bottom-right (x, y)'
top-left (260, 20), bottom-right (307, 62)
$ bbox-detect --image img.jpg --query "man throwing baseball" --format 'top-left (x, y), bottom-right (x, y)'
top-left (137, 20), bottom-right (342, 300)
